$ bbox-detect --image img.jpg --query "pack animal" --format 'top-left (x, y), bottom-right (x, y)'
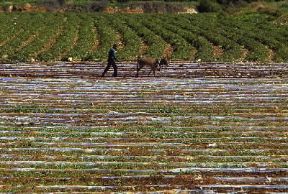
top-left (136, 57), bottom-right (168, 77)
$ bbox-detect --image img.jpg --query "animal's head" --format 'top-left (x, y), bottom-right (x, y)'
top-left (155, 59), bottom-right (161, 71)
top-left (159, 58), bottom-right (169, 69)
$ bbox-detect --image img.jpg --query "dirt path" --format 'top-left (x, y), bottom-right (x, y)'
top-left (0, 62), bottom-right (288, 78)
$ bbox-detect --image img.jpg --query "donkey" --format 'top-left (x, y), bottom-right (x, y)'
top-left (136, 57), bottom-right (168, 77)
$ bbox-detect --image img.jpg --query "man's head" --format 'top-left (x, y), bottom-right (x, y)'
top-left (112, 43), bottom-right (117, 49)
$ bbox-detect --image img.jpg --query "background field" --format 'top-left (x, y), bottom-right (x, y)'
top-left (0, 12), bottom-right (287, 63)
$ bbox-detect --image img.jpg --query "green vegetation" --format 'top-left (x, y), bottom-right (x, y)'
top-left (0, 12), bottom-right (287, 63)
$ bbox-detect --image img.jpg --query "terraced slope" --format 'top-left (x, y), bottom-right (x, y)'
top-left (0, 62), bottom-right (287, 192)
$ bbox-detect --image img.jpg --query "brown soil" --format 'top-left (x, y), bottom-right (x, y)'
top-left (213, 45), bottom-right (224, 58)
top-left (15, 32), bottom-right (39, 52)
top-left (163, 44), bottom-right (173, 59)
top-left (90, 26), bottom-right (100, 53)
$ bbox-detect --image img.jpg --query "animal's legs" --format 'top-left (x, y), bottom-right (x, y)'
top-left (136, 64), bottom-right (142, 77)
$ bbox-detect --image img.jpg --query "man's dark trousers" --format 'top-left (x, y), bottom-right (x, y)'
top-left (102, 59), bottom-right (117, 77)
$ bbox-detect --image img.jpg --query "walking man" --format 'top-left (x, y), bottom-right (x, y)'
top-left (101, 44), bottom-right (118, 77)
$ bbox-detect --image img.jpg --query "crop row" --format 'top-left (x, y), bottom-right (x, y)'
top-left (0, 13), bottom-right (36, 60)
top-left (124, 15), bottom-right (168, 58)
top-left (7, 14), bottom-right (65, 62)
top-left (158, 14), bottom-right (244, 61)
top-left (0, 13), bottom-right (287, 62)
top-left (0, 63), bottom-right (287, 192)
top-left (104, 15), bottom-right (142, 60)
top-left (144, 14), bottom-right (213, 61)
top-left (37, 13), bottom-right (81, 61)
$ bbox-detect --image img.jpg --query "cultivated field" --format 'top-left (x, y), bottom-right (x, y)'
top-left (0, 62), bottom-right (287, 192)
top-left (0, 13), bottom-right (288, 63)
